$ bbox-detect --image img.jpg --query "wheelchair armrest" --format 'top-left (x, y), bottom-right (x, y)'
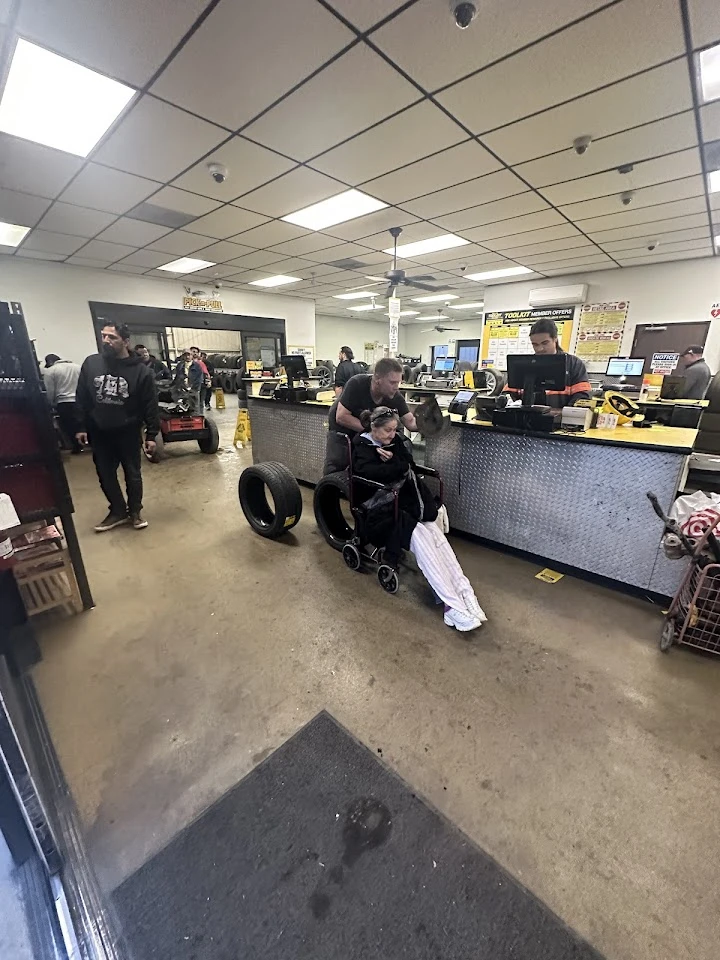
top-left (414, 465), bottom-right (439, 478)
top-left (351, 475), bottom-right (390, 491)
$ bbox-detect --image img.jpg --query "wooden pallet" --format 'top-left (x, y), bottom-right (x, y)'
top-left (13, 538), bottom-right (82, 618)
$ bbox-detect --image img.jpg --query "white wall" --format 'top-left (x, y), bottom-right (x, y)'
top-left (315, 313), bottom-right (391, 362)
top-left (0, 258), bottom-right (315, 364)
top-left (401, 257), bottom-right (720, 369)
top-left (402, 316), bottom-right (484, 365)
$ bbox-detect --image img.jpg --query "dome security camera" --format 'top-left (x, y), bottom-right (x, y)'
top-left (573, 135), bottom-right (592, 156)
top-left (647, 240), bottom-right (660, 252)
top-left (620, 191), bottom-right (634, 206)
top-left (450, 1), bottom-right (477, 29)
top-left (207, 162), bottom-right (228, 184)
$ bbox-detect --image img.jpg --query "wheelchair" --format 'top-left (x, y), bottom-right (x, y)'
top-left (313, 435), bottom-right (443, 595)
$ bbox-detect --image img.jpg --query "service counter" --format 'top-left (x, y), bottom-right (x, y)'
top-left (247, 395), bottom-right (693, 596)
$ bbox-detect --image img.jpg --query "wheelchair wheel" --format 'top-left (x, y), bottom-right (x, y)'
top-left (342, 543), bottom-right (361, 571)
top-left (377, 564), bottom-right (399, 594)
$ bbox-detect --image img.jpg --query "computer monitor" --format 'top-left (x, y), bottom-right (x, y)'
top-left (434, 358), bottom-right (455, 373)
top-left (605, 357), bottom-right (645, 377)
top-left (281, 354), bottom-right (309, 383)
top-left (506, 353), bottom-right (567, 405)
top-left (660, 375), bottom-right (686, 401)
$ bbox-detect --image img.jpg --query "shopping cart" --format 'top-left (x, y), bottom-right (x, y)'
top-left (647, 491), bottom-right (720, 654)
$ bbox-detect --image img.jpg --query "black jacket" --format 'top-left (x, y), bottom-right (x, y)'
top-left (335, 359), bottom-right (364, 390)
top-left (147, 356), bottom-right (170, 380)
top-left (76, 352), bottom-right (160, 437)
top-left (352, 434), bottom-right (437, 562)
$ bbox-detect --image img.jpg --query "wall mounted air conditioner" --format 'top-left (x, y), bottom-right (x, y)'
top-left (528, 284), bottom-right (588, 308)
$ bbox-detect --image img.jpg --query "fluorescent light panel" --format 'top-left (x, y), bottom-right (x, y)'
top-left (0, 39), bottom-right (135, 157)
top-left (465, 266), bottom-right (533, 281)
top-left (248, 275), bottom-right (301, 287)
top-left (348, 303), bottom-right (383, 311)
top-left (383, 234), bottom-right (469, 258)
top-left (282, 189), bottom-right (386, 230)
top-left (0, 221), bottom-right (31, 246)
top-left (158, 257), bottom-right (216, 274)
top-left (449, 302), bottom-right (485, 309)
top-left (385, 310), bottom-right (420, 316)
top-left (709, 170), bottom-right (720, 193)
top-left (333, 290), bottom-right (376, 299)
top-left (699, 44), bottom-right (720, 103)
top-left (412, 293), bottom-right (459, 303)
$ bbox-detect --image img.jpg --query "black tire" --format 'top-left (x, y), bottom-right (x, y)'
top-left (484, 366), bottom-right (507, 396)
top-left (222, 373), bottom-right (234, 394)
top-left (198, 418), bottom-right (219, 454)
top-left (144, 431), bottom-right (164, 463)
top-left (238, 462), bottom-right (302, 538)
top-left (314, 472), bottom-right (352, 550)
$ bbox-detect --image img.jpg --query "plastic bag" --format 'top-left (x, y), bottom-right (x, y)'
top-left (668, 490), bottom-right (720, 539)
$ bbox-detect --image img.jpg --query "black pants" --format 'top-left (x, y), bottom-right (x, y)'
top-left (203, 385), bottom-right (213, 408)
top-left (56, 401), bottom-right (81, 453)
top-left (91, 426), bottom-right (143, 516)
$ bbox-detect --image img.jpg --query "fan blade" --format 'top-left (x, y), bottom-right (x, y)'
top-left (346, 278), bottom-right (384, 290)
top-left (385, 283), bottom-right (396, 299)
top-left (404, 279), bottom-right (444, 292)
top-left (420, 328), bottom-right (435, 333)
top-left (410, 275), bottom-right (437, 282)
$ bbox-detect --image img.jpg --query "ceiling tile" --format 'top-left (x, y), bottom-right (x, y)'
top-left (0, 1), bottom-right (11, 24)
top-left (228, 220), bottom-right (312, 249)
top-left (184, 205), bottom-right (270, 240)
top-left (20, 229), bottom-right (87, 255)
top-left (521, 249), bottom-right (615, 267)
top-left (265, 234), bottom-right (345, 258)
top-left (190, 240), bottom-right (256, 263)
top-left (106, 263), bottom-right (150, 275)
top-left (687, 0), bottom-right (720, 48)
top-left (36, 202), bottom-right (116, 237)
top-left (186, 264), bottom-right (244, 279)
top-left (600, 229), bottom-right (711, 252)
top-left (243, 45), bottom-right (418, 161)
top-left (324, 0), bottom-right (408, 30)
top-left (576, 196), bottom-right (709, 233)
top-left (515, 113), bottom-right (699, 189)
top-left (224, 250), bottom-right (287, 269)
top-left (145, 230), bottom-right (208, 256)
top-left (701, 101), bottom-right (720, 143)
top-left (541, 148), bottom-right (702, 205)
top-left (357, 222), bottom-right (450, 251)
top-left (318, 207), bottom-right (418, 242)
top-left (529, 255), bottom-right (616, 271)
top-left (0, 134), bottom-right (82, 198)
top-left (115, 249), bottom-right (173, 269)
top-left (542, 263), bottom-right (617, 275)
top-left (617, 249), bottom-right (712, 266)
top-left (14, 249), bottom-right (67, 262)
top-left (361, 140), bottom-right (502, 203)
top-left (483, 60), bottom-right (693, 165)
top-left (60, 163), bottom-right (160, 214)
top-left (310, 102), bottom-right (465, 184)
top-left (375, 0), bottom-right (613, 91)
top-left (77, 239), bottom-right (138, 261)
top-left (589, 213), bottom-right (710, 243)
top-left (500, 236), bottom-right (595, 257)
top-left (147, 186), bottom-right (221, 218)
top-left (95, 217), bottom-right (171, 246)
top-left (17, 0), bottom-right (210, 86)
top-left (0, 188), bottom-right (51, 227)
top-left (489, 223), bottom-right (585, 252)
top-left (436, 0), bottom-right (685, 134)
top-left (432, 193), bottom-right (550, 231)
top-left (402, 169), bottom-right (527, 219)
top-left (560, 177), bottom-right (706, 222)
top-left (94, 95), bottom-right (227, 182)
top-left (459, 209), bottom-right (565, 243)
top-left (151, 0), bottom-right (353, 129)
top-left (237, 167), bottom-right (346, 218)
top-left (65, 256), bottom-right (114, 268)
top-left (172, 136), bottom-right (296, 202)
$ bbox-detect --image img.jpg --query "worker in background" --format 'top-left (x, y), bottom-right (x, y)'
top-left (75, 322), bottom-right (159, 532)
top-left (324, 357), bottom-right (418, 473)
top-left (334, 345), bottom-right (363, 396)
top-left (173, 349), bottom-right (204, 398)
top-left (504, 318), bottom-right (591, 408)
top-left (135, 344), bottom-right (170, 380)
top-left (201, 352), bottom-right (215, 409)
top-left (44, 354), bottom-right (82, 454)
top-left (677, 345), bottom-right (712, 399)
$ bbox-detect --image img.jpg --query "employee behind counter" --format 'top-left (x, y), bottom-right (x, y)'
top-left (503, 317), bottom-right (591, 410)
top-left (325, 358), bottom-right (418, 474)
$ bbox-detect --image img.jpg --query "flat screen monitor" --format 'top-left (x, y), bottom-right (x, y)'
top-left (281, 354), bottom-right (309, 381)
top-left (434, 358), bottom-right (455, 373)
top-left (506, 353), bottom-right (567, 404)
top-left (453, 389), bottom-right (475, 404)
top-left (605, 357), bottom-right (645, 377)
top-left (660, 375), bottom-right (686, 400)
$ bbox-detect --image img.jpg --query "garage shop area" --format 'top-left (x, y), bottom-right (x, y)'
top-left (1, 2), bottom-right (720, 960)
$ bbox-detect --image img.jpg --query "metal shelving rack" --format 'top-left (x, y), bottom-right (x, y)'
top-left (0, 300), bottom-right (93, 610)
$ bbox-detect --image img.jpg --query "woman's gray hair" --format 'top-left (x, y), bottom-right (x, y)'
top-left (359, 405), bottom-right (399, 431)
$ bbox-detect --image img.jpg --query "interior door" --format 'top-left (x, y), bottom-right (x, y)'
top-left (630, 321), bottom-right (710, 377)
top-left (457, 339), bottom-right (480, 365)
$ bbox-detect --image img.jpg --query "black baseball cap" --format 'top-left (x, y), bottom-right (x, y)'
top-left (681, 345), bottom-right (704, 356)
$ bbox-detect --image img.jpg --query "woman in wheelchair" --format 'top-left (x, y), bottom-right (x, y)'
top-left (352, 407), bottom-right (486, 632)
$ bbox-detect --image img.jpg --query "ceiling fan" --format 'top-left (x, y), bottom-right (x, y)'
top-left (347, 227), bottom-right (445, 299)
top-left (421, 308), bottom-right (460, 334)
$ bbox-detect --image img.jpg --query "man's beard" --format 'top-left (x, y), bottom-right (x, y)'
top-left (101, 343), bottom-right (116, 358)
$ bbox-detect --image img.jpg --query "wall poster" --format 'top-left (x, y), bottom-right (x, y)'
top-left (481, 307), bottom-right (574, 369)
top-left (574, 301), bottom-right (628, 363)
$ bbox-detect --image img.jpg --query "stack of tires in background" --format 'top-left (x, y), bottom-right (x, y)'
top-left (205, 354), bottom-right (246, 404)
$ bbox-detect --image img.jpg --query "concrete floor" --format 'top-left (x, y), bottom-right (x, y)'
top-left (32, 407), bottom-right (720, 960)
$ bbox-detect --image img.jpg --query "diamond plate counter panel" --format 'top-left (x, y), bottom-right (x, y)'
top-left (428, 427), bottom-right (687, 592)
top-left (248, 399), bottom-right (327, 484)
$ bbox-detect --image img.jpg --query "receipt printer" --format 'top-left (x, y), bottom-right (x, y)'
top-left (561, 406), bottom-right (593, 431)
top-left (448, 389), bottom-right (477, 420)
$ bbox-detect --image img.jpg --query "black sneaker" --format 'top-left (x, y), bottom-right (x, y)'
top-left (130, 512), bottom-right (148, 530)
top-left (94, 512), bottom-right (129, 533)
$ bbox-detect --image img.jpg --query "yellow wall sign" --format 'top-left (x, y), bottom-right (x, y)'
top-left (481, 308), bottom-right (575, 368)
top-left (182, 295), bottom-right (223, 313)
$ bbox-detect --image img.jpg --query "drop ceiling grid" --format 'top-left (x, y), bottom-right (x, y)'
top-left (0, 0), bottom-right (715, 286)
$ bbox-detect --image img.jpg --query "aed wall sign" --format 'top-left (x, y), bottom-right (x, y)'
top-left (711, 302), bottom-right (720, 320)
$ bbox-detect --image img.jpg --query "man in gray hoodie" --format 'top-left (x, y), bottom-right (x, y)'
top-left (44, 354), bottom-right (82, 453)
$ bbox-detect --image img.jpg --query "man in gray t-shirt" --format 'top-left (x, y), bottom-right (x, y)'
top-left (678, 345), bottom-right (712, 400)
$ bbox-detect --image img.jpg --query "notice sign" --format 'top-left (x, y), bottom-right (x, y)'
top-left (388, 296), bottom-right (400, 355)
top-left (575, 301), bottom-right (628, 361)
top-left (650, 352), bottom-right (679, 375)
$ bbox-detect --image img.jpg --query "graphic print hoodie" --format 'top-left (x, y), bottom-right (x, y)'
top-left (76, 352), bottom-right (160, 436)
